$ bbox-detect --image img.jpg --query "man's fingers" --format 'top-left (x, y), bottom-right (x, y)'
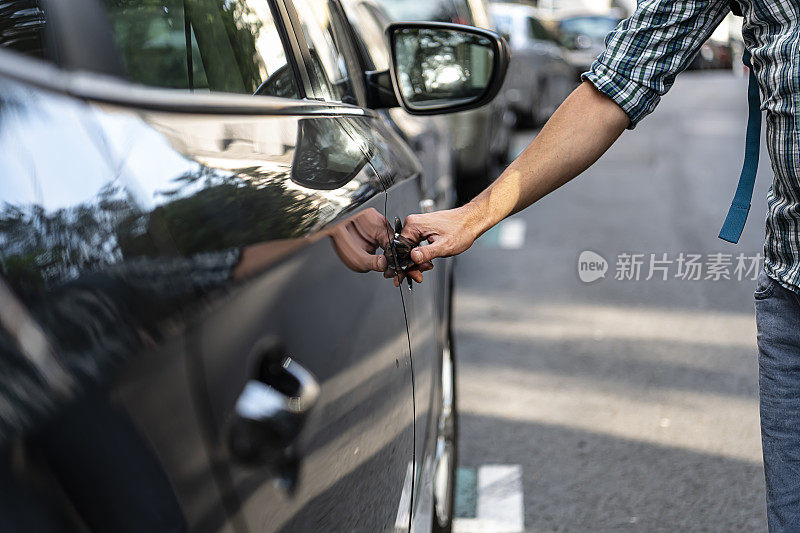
top-left (417, 261), bottom-right (434, 272)
top-left (410, 241), bottom-right (449, 264)
top-left (403, 261), bottom-right (434, 284)
top-left (374, 254), bottom-right (387, 272)
top-left (400, 214), bottom-right (427, 241)
top-left (407, 270), bottom-right (423, 283)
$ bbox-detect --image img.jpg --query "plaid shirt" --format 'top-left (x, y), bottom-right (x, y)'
top-left (582, 0), bottom-right (800, 292)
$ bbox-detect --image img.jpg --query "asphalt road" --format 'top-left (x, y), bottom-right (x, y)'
top-left (454, 71), bottom-right (771, 532)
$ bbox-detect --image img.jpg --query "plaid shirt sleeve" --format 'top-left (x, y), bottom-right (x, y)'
top-left (582, 0), bottom-right (731, 128)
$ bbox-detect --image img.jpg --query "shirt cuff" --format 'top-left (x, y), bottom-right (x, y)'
top-left (581, 60), bottom-right (661, 130)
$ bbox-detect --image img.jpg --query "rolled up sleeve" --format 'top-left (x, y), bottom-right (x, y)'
top-left (582, 0), bottom-right (731, 129)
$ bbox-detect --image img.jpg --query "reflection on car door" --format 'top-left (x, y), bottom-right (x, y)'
top-left (139, 109), bottom-right (416, 532)
top-left (0, 78), bottom-right (234, 532)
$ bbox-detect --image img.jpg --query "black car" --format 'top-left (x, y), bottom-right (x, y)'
top-left (0, 1), bottom-right (507, 532)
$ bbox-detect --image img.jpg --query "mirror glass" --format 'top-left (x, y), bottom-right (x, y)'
top-left (392, 27), bottom-right (495, 110)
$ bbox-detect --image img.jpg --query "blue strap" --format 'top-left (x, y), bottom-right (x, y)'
top-left (719, 50), bottom-right (761, 244)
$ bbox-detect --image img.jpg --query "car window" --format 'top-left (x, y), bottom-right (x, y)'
top-left (0, 0), bottom-right (47, 59)
top-left (290, 0), bottom-right (361, 104)
top-left (99, 0), bottom-right (300, 98)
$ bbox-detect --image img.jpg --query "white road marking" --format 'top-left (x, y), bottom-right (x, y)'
top-left (497, 220), bottom-right (526, 249)
top-left (394, 461), bottom-right (413, 530)
top-left (454, 464), bottom-right (524, 533)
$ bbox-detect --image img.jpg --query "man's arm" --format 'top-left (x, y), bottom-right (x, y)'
top-left (401, 81), bottom-right (629, 266)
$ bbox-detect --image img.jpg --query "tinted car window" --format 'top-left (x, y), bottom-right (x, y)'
top-left (100, 0), bottom-right (299, 97)
top-left (290, 0), bottom-right (360, 103)
top-left (0, 0), bottom-right (47, 59)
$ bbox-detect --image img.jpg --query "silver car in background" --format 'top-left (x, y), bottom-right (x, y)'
top-left (555, 13), bottom-right (622, 77)
top-left (490, 2), bottom-right (576, 126)
top-left (378, 0), bottom-right (515, 204)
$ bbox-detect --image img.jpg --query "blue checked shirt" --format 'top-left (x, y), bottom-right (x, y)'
top-left (582, 0), bottom-right (800, 292)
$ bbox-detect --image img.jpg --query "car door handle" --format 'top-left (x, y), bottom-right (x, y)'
top-left (228, 355), bottom-right (320, 469)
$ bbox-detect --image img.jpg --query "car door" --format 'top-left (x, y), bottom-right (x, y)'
top-left (339, 0), bottom-right (457, 212)
top-left (137, 1), bottom-right (415, 531)
top-left (0, 73), bottom-right (244, 533)
top-left (372, 119), bottom-right (449, 532)
top-left (158, 111), bottom-right (416, 533)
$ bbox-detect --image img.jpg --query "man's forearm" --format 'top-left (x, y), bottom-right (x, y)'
top-left (465, 81), bottom-right (630, 236)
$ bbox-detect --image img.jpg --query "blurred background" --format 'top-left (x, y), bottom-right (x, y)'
top-left (371, 0), bottom-right (764, 530)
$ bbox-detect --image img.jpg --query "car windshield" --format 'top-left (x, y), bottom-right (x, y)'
top-left (376, 0), bottom-right (473, 25)
top-left (559, 16), bottom-right (619, 39)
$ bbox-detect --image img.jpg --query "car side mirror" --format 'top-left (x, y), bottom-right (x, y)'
top-left (365, 22), bottom-right (509, 115)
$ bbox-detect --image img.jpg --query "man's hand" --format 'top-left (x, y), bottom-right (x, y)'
top-left (399, 204), bottom-right (485, 274)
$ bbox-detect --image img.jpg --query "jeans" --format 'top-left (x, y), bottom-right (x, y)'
top-left (756, 268), bottom-right (800, 531)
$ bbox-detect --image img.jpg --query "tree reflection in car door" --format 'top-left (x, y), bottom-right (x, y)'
top-left (136, 111), bottom-right (416, 532)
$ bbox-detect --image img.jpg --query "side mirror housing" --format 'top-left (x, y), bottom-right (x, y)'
top-left (366, 22), bottom-right (509, 115)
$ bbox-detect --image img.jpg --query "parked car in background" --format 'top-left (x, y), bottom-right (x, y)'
top-left (0, 1), bottom-right (509, 531)
top-left (555, 14), bottom-right (621, 77)
top-left (490, 2), bottom-right (576, 126)
top-left (377, 0), bottom-right (515, 204)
